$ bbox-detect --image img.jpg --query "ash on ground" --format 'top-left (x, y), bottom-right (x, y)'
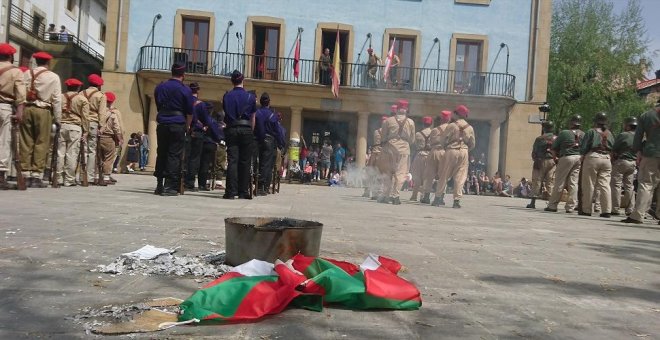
top-left (67, 301), bottom-right (180, 335)
top-left (93, 251), bottom-right (231, 277)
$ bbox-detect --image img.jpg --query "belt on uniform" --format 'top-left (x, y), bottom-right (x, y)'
top-left (590, 149), bottom-right (610, 155)
top-left (229, 119), bottom-right (251, 128)
top-left (25, 103), bottom-right (51, 108)
top-left (159, 110), bottom-right (184, 116)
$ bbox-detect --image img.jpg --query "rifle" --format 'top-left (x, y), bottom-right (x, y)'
top-left (96, 134), bottom-right (105, 186)
top-left (50, 124), bottom-right (60, 188)
top-left (11, 120), bottom-right (27, 190)
top-left (80, 137), bottom-right (88, 187)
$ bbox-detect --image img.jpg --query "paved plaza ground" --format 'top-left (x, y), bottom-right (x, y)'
top-left (1, 174), bottom-right (659, 339)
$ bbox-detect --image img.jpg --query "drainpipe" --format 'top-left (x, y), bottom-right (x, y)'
top-left (76, 0), bottom-right (82, 42)
top-left (114, 0), bottom-right (122, 70)
top-left (5, 0), bottom-right (12, 43)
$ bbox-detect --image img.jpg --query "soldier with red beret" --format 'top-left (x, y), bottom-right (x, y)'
top-left (97, 92), bottom-right (124, 185)
top-left (20, 51), bottom-right (61, 188)
top-left (379, 100), bottom-right (416, 205)
top-left (435, 105), bottom-right (476, 208)
top-left (55, 78), bottom-right (89, 186)
top-left (81, 73), bottom-right (107, 184)
top-left (409, 116), bottom-right (433, 202)
top-left (362, 114), bottom-right (390, 199)
top-left (423, 110), bottom-right (453, 205)
top-left (0, 43), bottom-right (25, 189)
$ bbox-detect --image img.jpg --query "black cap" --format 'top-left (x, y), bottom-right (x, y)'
top-left (542, 120), bottom-right (554, 132)
top-left (594, 112), bottom-right (608, 124)
top-left (171, 62), bottom-right (186, 76)
top-left (260, 92), bottom-right (270, 106)
top-left (189, 82), bottom-right (200, 92)
top-left (624, 117), bottom-right (638, 126)
top-left (570, 114), bottom-right (582, 126)
top-left (230, 70), bottom-right (244, 85)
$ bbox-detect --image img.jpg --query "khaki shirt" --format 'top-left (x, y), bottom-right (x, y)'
top-left (25, 66), bottom-right (62, 122)
top-left (0, 61), bottom-right (26, 105)
top-left (100, 107), bottom-right (123, 140)
top-left (441, 119), bottom-right (475, 150)
top-left (428, 123), bottom-right (449, 148)
top-left (414, 127), bottom-right (432, 154)
top-left (81, 86), bottom-right (107, 125)
top-left (372, 128), bottom-right (383, 153)
top-left (380, 114), bottom-right (415, 155)
top-left (60, 91), bottom-right (90, 133)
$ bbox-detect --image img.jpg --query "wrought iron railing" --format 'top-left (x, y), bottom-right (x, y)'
top-left (138, 46), bottom-right (515, 98)
top-left (9, 4), bottom-right (104, 62)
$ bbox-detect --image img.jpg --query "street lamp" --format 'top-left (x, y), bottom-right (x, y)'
top-left (499, 42), bottom-right (509, 75)
top-left (538, 102), bottom-right (550, 133)
top-left (150, 14), bottom-right (162, 46)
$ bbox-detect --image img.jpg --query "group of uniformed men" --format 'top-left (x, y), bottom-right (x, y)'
top-left (362, 100), bottom-right (476, 207)
top-left (0, 44), bottom-right (123, 190)
top-left (525, 100), bottom-right (660, 224)
top-left (153, 64), bottom-right (285, 198)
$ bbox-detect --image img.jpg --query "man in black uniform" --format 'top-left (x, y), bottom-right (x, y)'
top-left (254, 92), bottom-right (283, 196)
top-left (153, 63), bottom-right (194, 196)
top-left (222, 70), bottom-right (257, 199)
top-left (184, 82), bottom-right (205, 191)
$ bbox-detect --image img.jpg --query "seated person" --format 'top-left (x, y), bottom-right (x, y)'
top-left (491, 172), bottom-right (503, 195)
top-left (478, 171), bottom-right (491, 194)
top-left (501, 175), bottom-right (513, 197)
top-left (302, 163), bottom-right (313, 183)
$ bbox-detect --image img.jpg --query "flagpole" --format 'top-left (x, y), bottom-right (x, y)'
top-left (285, 28), bottom-right (302, 78)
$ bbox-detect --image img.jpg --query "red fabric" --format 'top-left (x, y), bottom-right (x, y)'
top-left (422, 116), bottom-right (432, 125)
top-left (88, 74), bottom-right (104, 86)
top-left (363, 268), bottom-right (421, 302)
top-left (455, 105), bottom-right (469, 117)
top-left (293, 37), bottom-right (301, 79)
top-left (397, 99), bottom-right (409, 110)
top-left (376, 255), bottom-right (402, 274)
top-left (0, 43), bottom-right (16, 55)
top-left (105, 91), bottom-right (116, 102)
top-left (32, 51), bottom-right (53, 60)
top-left (291, 253), bottom-right (360, 276)
top-left (64, 78), bottom-right (83, 87)
top-left (18, 66), bottom-right (29, 73)
top-left (202, 271), bottom-right (245, 288)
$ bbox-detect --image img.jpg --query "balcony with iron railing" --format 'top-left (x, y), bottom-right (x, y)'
top-left (138, 46), bottom-right (516, 98)
top-left (9, 4), bottom-right (104, 62)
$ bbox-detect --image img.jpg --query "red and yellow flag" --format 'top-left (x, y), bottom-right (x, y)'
top-left (331, 29), bottom-right (341, 98)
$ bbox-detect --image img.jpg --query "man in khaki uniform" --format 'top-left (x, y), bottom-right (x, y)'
top-left (82, 74), bottom-right (106, 184)
top-left (0, 44), bottom-right (26, 189)
top-left (98, 92), bottom-right (123, 185)
top-left (20, 52), bottom-right (61, 188)
top-left (526, 121), bottom-right (556, 209)
top-left (610, 117), bottom-right (637, 216)
top-left (545, 115), bottom-right (584, 213)
top-left (379, 100), bottom-right (415, 205)
top-left (362, 115), bottom-right (388, 199)
top-left (409, 116), bottom-right (433, 201)
top-left (579, 112), bottom-right (614, 217)
top-left (424, 110), bottom-right (452, 206)
top-left (622, 101), bottom-right (660, 224)
top-left (56, 78), bottom-right (89, 186)
top-left (435, 105), bottom-right (475, 208)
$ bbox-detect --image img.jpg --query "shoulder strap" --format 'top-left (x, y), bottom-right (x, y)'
top-left (28, 69), bottom-right (49, 101)
top-left (64, 93), bottom-right (77, 112)
top-left (395, 117), bottom-right (407, 138)
top-left (83, 88), bottom-right (99, 100)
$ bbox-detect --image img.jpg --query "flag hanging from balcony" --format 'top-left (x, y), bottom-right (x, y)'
top-left (383, 37), bottom-right (396, 83)
top-left (293, 34), bottom-right (301, 79)
top-left (331, 29), bottom-right (341, 98)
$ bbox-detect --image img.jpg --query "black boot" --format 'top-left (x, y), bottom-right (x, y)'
top-left (362, 188), bottom-right (370, 198)
top-left (420, 193), bottom-right (431, 204)
top-left (452, 200), bottom-right (461, 209)
top-left (526, 198), bottom-right (536, 209)
top-left (0, 172), bottom-right (8, 190)
top-left (377, 196), bottom-right (389, 204)
top-left (391, 197), bottom-right (401, 205)
top-left (154, 178), bottom-right (164, 195)
top-left (431, 194), bottom-right (446, 206)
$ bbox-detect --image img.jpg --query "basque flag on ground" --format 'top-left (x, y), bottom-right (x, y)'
top-left (178, 254), bottom-right (421, 323)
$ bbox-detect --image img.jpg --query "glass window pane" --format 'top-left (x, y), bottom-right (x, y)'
top-left (183, 20), bottom-right (195, 49)
top-left (198, 22), bottom-right (209, 51)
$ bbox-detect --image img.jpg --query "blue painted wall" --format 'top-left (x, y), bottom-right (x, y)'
top-left (126, 0), bottom-right (533, 100)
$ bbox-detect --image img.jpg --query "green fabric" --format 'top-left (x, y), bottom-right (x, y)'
top-left (532, 133), bottom-right (555, 159)
top-left (553, 129), bottom-right (584, 157)
top-left (613, 130), bottom-right (636, 161)
top-left (178, 275), bottom-right (279, 321)
top-left (579, 128), bottom-right (614, 155)
top-left (634, 109), bottom-right (660, 158)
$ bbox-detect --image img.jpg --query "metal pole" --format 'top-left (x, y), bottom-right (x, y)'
top-left (5, 0), bottom-right (12, 43)
top-left (505, 44), bottom-right (510, 75)
top-left (435, 38), bottom-right (441, 90)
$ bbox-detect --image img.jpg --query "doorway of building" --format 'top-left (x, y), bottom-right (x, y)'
top-left (321, 30), bottom-right (349, 85)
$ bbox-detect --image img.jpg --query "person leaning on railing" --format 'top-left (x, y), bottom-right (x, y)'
top-left (319, 48), bottom-right (332, 85)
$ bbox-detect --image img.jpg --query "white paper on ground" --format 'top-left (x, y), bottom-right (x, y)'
top-left (231, 259), bottom-right (276, 276)
top-left (122, 245), bottom-right (174, 260)
top-left (359, 253), bottom-right (382, 272)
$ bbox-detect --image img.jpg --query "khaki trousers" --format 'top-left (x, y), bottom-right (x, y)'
top-left (580, 152), bottom-right (612, 214)
top-left (436, 148), bottom-right (469, 200)
top-left (56, 123), bottom-right (82, 185)
top-left (531, 159), bottom-right (556, 198)
top-left (610, 159), bottom-right (636, 215)
top-left (0, 104), bottom-right (12, 172)
top-left (410, 151), bottom-right (429, 193)
top-left (548, 154), bottom-right (581, 211)
top-left (382, 144), bottom-right (409, 199)
top-left (99, 135), bottom-right (117, 176)
top-left (86, 122), bottom-right (99, 180)
top-left (19, 106), bottom-right (51, 178)
top-left (630, 157), bottom-right (660, 221)
top-left (423, 148), bottom-right (445, 194)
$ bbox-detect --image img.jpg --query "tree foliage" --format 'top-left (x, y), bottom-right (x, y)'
top-left (547, 0), bottom-right (651, 132)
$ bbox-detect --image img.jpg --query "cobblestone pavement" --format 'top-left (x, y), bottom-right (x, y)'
top-left (1, 174), bottom-right (659, 339)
